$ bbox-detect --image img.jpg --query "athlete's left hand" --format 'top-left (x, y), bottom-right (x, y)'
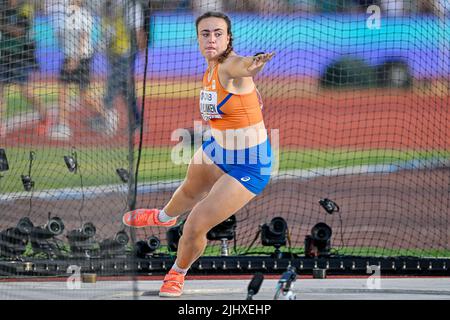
top-left (248, 52), bottom-right (275, 72)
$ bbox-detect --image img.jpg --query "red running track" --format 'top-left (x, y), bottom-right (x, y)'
top-left (2, 91), bottom-right (449, 150)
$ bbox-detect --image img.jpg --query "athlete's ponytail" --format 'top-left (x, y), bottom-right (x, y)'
top-left (195, 11), bottom-right (234, 63)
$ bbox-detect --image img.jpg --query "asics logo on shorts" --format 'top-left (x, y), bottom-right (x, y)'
top-left (241, 176), bottom-right (251, 182)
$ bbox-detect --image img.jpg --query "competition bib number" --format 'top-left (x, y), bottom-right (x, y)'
top-left (200, 90), bottom-right (221, 121)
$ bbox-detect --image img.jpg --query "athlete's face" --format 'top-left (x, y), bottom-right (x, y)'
top-left (197, 17), bottom-right (230, 61)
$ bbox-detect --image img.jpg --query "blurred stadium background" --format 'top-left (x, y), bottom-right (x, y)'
top-left (0, 0), bottom-right (449, 291)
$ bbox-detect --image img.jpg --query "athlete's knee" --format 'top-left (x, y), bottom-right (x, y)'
top-left (181, 224), bottom-right (208, 242)
top-left (179, 182), bottom-right (207, 201)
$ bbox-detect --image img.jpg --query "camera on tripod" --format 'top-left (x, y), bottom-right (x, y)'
top-left (207, 215), bottom-right (237, 256)
top-left (67, 222), bottom-right (98, 258)
top-left (28, 216), bottom-right (65, 258)
top-left (99, 231), bottom-right (129, 257)
top-left (30, 217), bottom-right (65, 240)
top-left (135, 236), bottom-right (161, 258)
top-left (305, 222), bottom-right (332, 258)
top-left (0, 218), bottom-right (34, 258)
top-left (260, 217), bottom-right (294, 259)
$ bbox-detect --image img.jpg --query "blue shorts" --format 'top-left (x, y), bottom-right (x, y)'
top-left (202, 136), bottom-right (272, 195)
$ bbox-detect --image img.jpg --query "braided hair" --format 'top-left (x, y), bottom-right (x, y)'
top-left (195, 11), bottom-right (233, 63)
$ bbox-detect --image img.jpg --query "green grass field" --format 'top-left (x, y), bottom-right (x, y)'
top-left (3, 87), bottom-right (58, 118)
top-left (1, 147), bottom-right (448, 193)
top-left (201, 245), bottom-right (450, 258)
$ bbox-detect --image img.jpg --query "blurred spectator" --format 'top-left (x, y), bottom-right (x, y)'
top-left (419, 0), bottom-right (450, 16)
top-left (98, 0), bottom-right (145, 135)
top-left (0, 0), bottom-right (48, 137)
top-left (415, 0), bottom-right (432, 13)
top-left (347, 0), bottom-right (446, 15)
top-left (139, 0), bottom-right (448, 15)
top-left (435, 0), bottom-right (450, 16)
top-left (357, 0), bottom-right (378, 4)
top-left (315, 0), bottom-right (360, 12)
top-left (50, 0), bottom-right (104, 139)
top-left (246, 0), bottom-right (290, 13)
top-left (379, 0), bottom-right (407, 16)
top-left (44, 0), bottom-right (69, 50)
top-left (192, 0), bottom-right (224, 14)
top-left (354, 1), bottom-right (376, 10)
top-left (287, 0), bottom-right (317, 13)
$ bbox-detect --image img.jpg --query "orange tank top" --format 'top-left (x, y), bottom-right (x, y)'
top-left (200, 64), bottom-right (264, 130)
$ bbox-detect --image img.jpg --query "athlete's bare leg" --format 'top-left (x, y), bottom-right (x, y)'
top-left (175, 174), bottom-right (255, 269)
top-left (163, 146), bottom-right (224, 217)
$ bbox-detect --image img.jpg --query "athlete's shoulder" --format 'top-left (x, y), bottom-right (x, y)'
top-left (219, 53), bottom-right (244, 77)
top-left (221, 53), bottom-right (241, 67)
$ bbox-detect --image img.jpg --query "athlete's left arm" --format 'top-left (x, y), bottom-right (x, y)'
top-left (223, 52), bottom-right (275, 79)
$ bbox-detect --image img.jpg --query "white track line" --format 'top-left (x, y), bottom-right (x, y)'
top-left (1, 158), bottom-right (448, 202)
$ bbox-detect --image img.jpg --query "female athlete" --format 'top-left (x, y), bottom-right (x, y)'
top-left (123, 11), bottom-right (274, 297)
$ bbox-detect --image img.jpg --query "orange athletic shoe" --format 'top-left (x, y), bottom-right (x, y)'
top-left (159, 269), bottom-right (185, 298)
top-left (122, 208), bottom-right (177, 228)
